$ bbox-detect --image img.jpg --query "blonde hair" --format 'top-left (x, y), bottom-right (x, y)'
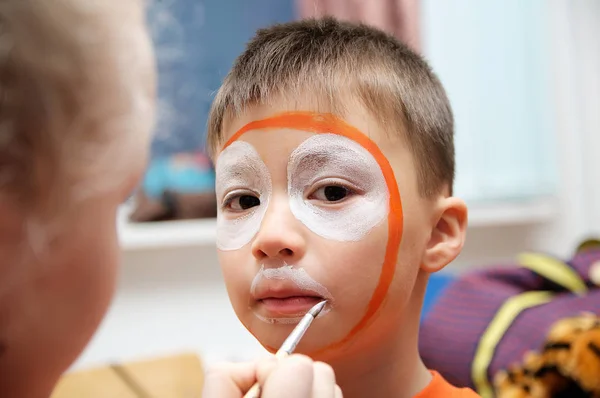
top-left (207, 17), bottom-right (454, 197)
top-left (0, 0), bottom-right (155, 212)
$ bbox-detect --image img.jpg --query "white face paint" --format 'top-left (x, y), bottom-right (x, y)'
top-left (288, 134), bottom-right (389, 241)
top-left (250, 263), bottom-right (333, 324)
top-left (215, 141), bottom-right (271, 251)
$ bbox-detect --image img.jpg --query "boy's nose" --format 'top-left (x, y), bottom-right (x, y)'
top-left (251, 201), bottom-right (306, 261)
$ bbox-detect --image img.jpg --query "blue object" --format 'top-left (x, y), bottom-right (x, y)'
top-left (421, 272), bottom-right (456, 321)
top-left (146, 0), bottom-right (295, 157)
top-left (142, 154), bottom-right (216, 199)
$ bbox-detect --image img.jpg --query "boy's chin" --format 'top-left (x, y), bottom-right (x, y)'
top-left (245, 315), bottom-right (340, 357)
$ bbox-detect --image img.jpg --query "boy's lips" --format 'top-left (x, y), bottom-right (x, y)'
top-left (259, 296), bottom-right (323, 315)
top-left (253, 284), bottom-right (329, 316)
top-left (249, 264), bottom-right (333, 322)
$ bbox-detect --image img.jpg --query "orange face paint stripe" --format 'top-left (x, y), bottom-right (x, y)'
top-left (222, 111), bottom-right (403, 355)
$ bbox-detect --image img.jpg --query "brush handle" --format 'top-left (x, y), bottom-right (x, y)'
top-left (242, 350), bottom-right (289, 398)
top-left (243, 382), bottom-right (262, 398)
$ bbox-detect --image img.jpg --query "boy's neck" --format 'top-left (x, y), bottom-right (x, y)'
top-left (331, 330), bottom-right (431, 398)
top-left (324, 277), bottom-right (431, 398)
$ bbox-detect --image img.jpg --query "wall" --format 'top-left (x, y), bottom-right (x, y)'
top-left (70, 0), bottom-right (600, 372)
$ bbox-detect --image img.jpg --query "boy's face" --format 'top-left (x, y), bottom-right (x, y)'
top-left (215, 102), bottom-right (441, 358)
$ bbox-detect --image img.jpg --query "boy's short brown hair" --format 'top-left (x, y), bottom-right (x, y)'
top-left (207, 17), bottom-right (455, 197)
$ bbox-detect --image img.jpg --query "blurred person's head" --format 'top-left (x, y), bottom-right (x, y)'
top-left (207, 16), bottom-right (467, 385)
top-left (0, 0), bottom-right (156, 395)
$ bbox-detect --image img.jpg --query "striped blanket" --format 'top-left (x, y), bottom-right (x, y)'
top-left (419, 246), bottom-right (600, 398)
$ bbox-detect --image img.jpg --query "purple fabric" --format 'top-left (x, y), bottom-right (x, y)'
top-left (419, 249), bottom-right (600, 390)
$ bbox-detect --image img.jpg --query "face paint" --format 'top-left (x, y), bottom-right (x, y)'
top-left (221, 112), bottom-right (403, 356)
top-left (215, 141), bottom-right (271, 251)
top-left (250, 263), bottom-right (333, 324)
top-left (288, 134), bottom-right (389, 241)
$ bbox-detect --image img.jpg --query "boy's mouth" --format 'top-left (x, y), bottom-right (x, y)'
top-left (253, 285), bottom-right (329, 319)
top-left (250, 264), bottom-right (333, 322)
top-left (258, 295), bottom-right (324, 316)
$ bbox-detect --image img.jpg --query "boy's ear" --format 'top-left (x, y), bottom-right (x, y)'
top-left (421, 197), bottom-right (468, 273)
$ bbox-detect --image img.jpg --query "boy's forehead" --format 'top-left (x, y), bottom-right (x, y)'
top-left (232, 128), bottom-right (315, 158)
top-left (216, 104), bottom-right (395, 159)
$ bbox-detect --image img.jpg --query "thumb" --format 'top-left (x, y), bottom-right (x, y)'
top-left (260, 355), bottom-right (315, 398)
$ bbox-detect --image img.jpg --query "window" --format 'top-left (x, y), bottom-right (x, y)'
top-left (146, 0), bottom-right (295, 157)
top-left (421, 0), bottom-right (558, 204)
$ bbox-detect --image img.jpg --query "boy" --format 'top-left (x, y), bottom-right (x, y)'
top-left (208, 17), bottom-right (479, 397)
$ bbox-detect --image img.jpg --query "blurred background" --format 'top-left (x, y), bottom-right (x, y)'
top-left (67, 0), bottom-right (599, 381)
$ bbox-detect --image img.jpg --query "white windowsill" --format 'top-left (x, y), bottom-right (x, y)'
top-left (466, 198), bottom-right (557, 228)
top-left (118, 197), bottom-right (558, 252)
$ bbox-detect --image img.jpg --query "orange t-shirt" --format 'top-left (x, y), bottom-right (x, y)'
top-left (414, 371), bottom-right (481, 397)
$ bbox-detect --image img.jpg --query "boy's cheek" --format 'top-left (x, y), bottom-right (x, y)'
top-left (386, 225), bottom-right (430, 301)
top-left (218, 251), bottom-right (253, 299)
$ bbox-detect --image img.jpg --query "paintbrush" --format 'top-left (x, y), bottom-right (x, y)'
top-left (243, 300), bottom-right (327, 398)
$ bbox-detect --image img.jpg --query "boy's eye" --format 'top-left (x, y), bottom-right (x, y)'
top-left (311, 185), bottom-right (350, 202)
top-left (227, 195), bottom-right (260, 211)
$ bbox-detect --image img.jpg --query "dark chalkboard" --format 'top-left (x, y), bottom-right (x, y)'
top-left (146, 0), bottom-right (295, 157)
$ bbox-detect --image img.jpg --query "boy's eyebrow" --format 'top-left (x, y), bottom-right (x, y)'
top-left (289, 149), bottom-right (364, 169)
top-left (215, 155), bottom-right (265, 176)
top-left (291, 150), bottom-right (335, 162)
top-left (216, 165), bottom-right (247, 177)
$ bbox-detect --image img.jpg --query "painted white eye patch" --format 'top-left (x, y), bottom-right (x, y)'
top-left (215, 141), bottom-right (271, 251)
top-left (288, 134), bottom-right (389, 241)
top-left (215, 134), bottom-right (389, 250)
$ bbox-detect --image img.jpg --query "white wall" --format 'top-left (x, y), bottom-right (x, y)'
top-left (73, 244), bottom-right (268, 370)
top-left (70, 0), bottom-right (600, 373)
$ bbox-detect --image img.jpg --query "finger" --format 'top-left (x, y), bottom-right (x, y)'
top-left (202, 362), bottom-right (258, 398)
top-left (261, 354), bottom-right (314, 398)
top-left (255, 356), bottom-right (278, 383)
top-left (312, 362), bottom-right (336, 398)
top-left (255, 354), bottom-right (306, 386)
top-left (335, 385), bottom-right (344, 398)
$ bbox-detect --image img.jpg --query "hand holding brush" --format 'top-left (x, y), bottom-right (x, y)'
top-left (202, 301), bottom-right (343, 398)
